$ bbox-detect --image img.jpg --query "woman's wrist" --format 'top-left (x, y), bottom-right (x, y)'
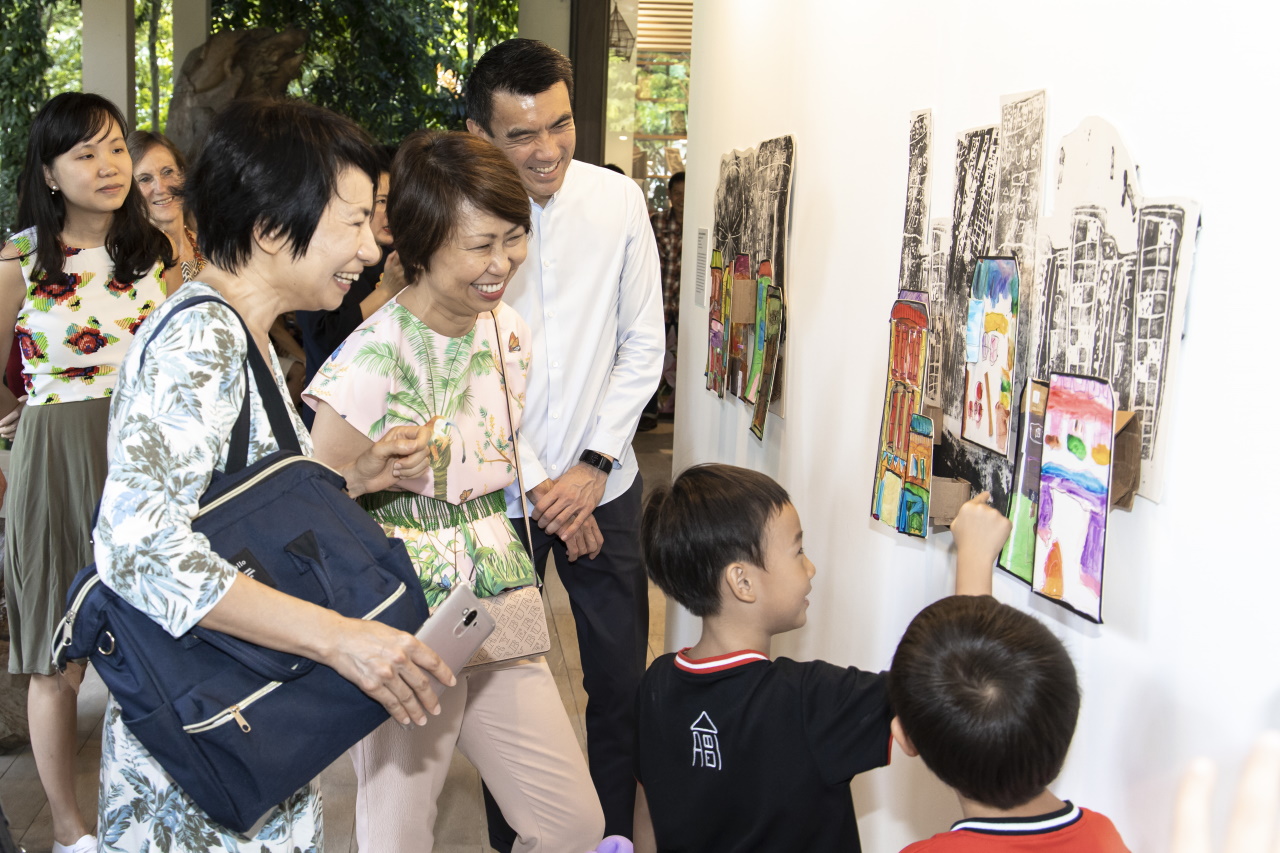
top-left (339, 462), bottom-right (370, 499)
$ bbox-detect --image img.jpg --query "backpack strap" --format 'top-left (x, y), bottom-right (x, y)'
top-left (138, 294), bottom-right (302, 473)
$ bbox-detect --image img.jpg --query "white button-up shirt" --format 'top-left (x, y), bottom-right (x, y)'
top-left (504, 159), bottom-right (664, 515)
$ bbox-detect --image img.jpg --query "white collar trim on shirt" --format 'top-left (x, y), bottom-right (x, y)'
top-left (951, 802), bottom-right (1080, 835)
top-left (674, 649), bottom-right (769, 673)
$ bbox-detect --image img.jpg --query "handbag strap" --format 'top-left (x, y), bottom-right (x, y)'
top-left (489, 310), bottom-right (537, 558)
top-left (140, 293), bottom-right (302, 473)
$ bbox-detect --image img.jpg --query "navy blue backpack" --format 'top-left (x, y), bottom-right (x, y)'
top-left (54, 295), bottom-right (429, 834)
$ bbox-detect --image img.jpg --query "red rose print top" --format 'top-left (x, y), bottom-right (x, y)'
top-left (10, 228), bottom-right (168, 405)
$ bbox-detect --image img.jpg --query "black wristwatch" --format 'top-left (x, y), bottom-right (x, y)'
top-left (579, 449), bottom-right (613, 474)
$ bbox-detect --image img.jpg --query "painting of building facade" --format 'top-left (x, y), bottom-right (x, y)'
top-left (1032, 373), bottom-right (1114, 622)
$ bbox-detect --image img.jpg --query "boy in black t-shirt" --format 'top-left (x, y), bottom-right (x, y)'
top-left (632, 464), bottom-right (1011, 853)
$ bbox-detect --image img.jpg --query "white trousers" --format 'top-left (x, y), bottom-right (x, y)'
top-left (350, 657), bottom-right (605, 852)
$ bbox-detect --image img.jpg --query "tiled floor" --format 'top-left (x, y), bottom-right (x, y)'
top-left (0, 421), bottom-right (674, 852)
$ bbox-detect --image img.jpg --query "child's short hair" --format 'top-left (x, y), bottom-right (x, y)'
top-left (642, 464), bottom-right (790, 617)
top-left (889, 595), bottom-right (1080, 810)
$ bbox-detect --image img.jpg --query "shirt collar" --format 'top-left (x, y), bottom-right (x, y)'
top-left (674, 648), bottom-right (769, 673)
top-left (951, 801), bottom-right (1080, 835)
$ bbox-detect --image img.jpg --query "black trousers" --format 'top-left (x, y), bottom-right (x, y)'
top-left (485, 475), bottom-right (649, 848)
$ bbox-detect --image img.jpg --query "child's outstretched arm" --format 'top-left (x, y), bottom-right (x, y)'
top-left (950, 491), bottom-right (1012, 596)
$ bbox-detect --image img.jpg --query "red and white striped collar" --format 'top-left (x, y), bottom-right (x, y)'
top-left (674, 648), bottom-right (769, 673)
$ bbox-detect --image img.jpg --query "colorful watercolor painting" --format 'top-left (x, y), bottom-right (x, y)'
top-left (726, 254), bottom-right (753, 398)
top-left (750, 284), bottom-right (784, 440)
top-left (743, 261), bottom-right (771, 404)
top-left (871, 300), bottom-right (929, 534)
top-left (999, 378), bottom-right (1048, 584)
top-left (962, 258), bottom-right (1020, 454)
top-left (705, 250), bottom-right (726, 397)
top-left (899, 414), bottom-right (934, 537)
top-left (1032, 373), bottom-right (1114, 623)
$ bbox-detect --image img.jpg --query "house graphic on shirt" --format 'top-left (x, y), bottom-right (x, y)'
top-left (690, 711), bottom-right (721, 770)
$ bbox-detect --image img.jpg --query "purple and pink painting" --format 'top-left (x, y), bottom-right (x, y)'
top-left (1032, 373), bottom-right (1114, 623)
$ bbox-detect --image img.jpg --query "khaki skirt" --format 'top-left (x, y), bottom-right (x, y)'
top-left (4, 396), bottom-right (111, 675)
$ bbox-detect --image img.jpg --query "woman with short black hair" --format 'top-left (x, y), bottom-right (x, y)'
top-left (92, 98), bottom-right (455, 851)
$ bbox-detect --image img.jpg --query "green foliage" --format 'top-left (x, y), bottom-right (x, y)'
top-left (633, 53), bottom-right (690, 209)
top-left (135, 0), bottom-right (175, 132)
top-left (606, 54), bottom-right (637, 134)
top-left (0, 0), bottom-right (54, 237)
top-left (211, 0), bottom-right (519, 144)
top-left (45, 2), bottom-right (82, 99)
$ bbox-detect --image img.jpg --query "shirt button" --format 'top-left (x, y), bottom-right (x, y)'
top-left (552, 361), bottom-right (560, 368)
top-left (551, 412), bottom-right (560, 419)
top-left (543, 260), bottom-right (550, 268)
top-left (551, 464), bottom-right (558, 471)
top-left (547, 311), bottom-right (556, 318)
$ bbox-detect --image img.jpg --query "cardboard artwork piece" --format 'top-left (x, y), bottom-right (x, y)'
top-left (1109, 411), bottom-right (1142, 510)
top-left (726, 255), bottom-right (754, 398)
top-left (712, 135), bottom-right (794, 299)
top-left (961, 257), bottom-right (1020, 454)
top-left (871, 300), bottom-right (929, 533)
top-left (999, 379), bottom-right (1049, 584)
top-left (898, 109), bottom-right (933, 294)
top-left (1032, 373), bottom-right (1114, 623)
top-left (750, 284), bottom-right (784, 440)
top-left (1028, 117), bottom-right (1199, 501)
top-left (709, 135), bottom-right (794, 432)
top-left (705, 250), bottom-right (726, 397)
top-left (928, 477), bottom-right (974, 526)
top-left (922, 218), bottom-right (952, 408)
top-left (743, 260), bottom-right (772, 405)
top-left (899, 414), bottom-right (934, 537)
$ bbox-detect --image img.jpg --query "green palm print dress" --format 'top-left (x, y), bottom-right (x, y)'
top-left (305, 298), bottom-right (536, 608)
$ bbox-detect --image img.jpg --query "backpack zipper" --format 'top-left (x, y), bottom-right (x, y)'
top-left (181, 582), bottom-right (407, 735)
top-left (197, 456), bottom-right (339, 517)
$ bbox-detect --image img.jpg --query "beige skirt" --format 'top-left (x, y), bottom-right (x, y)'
top-left (4, 396), bottom-right (111, 675)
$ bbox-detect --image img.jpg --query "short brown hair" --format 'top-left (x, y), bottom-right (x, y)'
top-left (389, 131), bottom-right (532, 282)
top-left (126, 130), bottom-right (188, 173)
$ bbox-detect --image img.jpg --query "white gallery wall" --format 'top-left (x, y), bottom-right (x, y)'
top-left (671, 1), bottom-right (1280, 850)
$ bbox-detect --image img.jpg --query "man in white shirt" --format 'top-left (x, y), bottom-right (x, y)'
top-left (466, 38), bottom-right (664, 846)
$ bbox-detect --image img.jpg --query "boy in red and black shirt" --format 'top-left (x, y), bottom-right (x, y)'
top-left (632, 464), bottom-right (1011, 853)
top-left (890, 596), bottom-right (1131, 852)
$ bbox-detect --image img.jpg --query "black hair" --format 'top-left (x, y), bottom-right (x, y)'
top-left (375, 144), bottom-right (397, 177)
top-left (642, 464), bottom-right (791, 617)
top-left (889, 595), bottom-right (1081, 810)
top-left (464, 38), bottom-right (575, 136)
top-left (388, 131), bottom-right (531, 282)
top-left (668, 171), bottom-right (686, 191)
top-left (13, 92), bottom-right (173, 283)
top-left (603, 163), bottom-right (625, 175)
top-left (186, 97), bottom-right (379, 274)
